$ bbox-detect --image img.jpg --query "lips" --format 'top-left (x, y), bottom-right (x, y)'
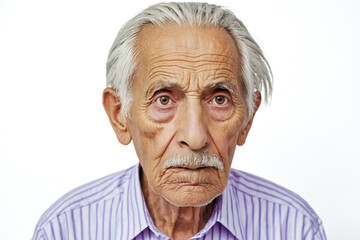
top-left (171, 166), bottom-right (208, 170)
top-left (166, 167), bottom-right (213, 186)
top-left (166, 166), bottom-right (214, 179)
top-left (167, 166), bottom-right (212, 173)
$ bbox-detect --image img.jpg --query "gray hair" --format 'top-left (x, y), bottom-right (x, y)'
top-left (106, 2), bottom-right (272, 119)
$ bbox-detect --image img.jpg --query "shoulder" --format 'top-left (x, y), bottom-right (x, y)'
top-left (227, 168), bottom-right (324, 234)
top-left (35, 165), bottom-right (136, 228)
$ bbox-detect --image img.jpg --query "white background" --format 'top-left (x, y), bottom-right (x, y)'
top-left (1, 0), bottom-right (359, 239)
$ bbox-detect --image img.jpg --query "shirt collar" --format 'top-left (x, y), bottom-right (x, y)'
top-left (123, 164), bottom-right (171, 239)
top-left (120, 164), bottom-right (153, 239)
top-left (215, 183), bottom-right (245, 239)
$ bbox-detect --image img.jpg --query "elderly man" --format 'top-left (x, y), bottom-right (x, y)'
top-left (32, 2), bottom-right (326, 240)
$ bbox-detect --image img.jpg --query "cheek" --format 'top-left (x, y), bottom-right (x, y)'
top-left (208, 116), bottom-right (244, 160)
top-left (129, 118), bottom-right (163, 173)
top-left (134, 121), bottom-right (178, 179)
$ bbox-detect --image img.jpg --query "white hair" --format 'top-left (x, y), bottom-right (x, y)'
top-left (106, 2), bottom-right (272, 119)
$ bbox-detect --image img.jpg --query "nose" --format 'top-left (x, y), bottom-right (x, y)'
top-left (175, 99), bottom-right (209, 151)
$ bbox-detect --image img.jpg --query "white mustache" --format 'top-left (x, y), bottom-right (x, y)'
top-left (162, 152), bottom-right (224, 171)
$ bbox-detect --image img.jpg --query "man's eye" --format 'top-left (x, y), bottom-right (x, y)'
top-left (155, 96), bottom-right (173, 106)
top-left (210, 95), bottom-right (229, 105)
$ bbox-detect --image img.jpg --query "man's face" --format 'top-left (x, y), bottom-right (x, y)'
top-left (126, 23), bottom-right (251, 206)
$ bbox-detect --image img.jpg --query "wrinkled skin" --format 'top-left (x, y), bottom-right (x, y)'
top-left (103, 22), bottom-right (260, 239)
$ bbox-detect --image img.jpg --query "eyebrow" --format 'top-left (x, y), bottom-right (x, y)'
top-left (146, 81), bottom-right (180, 97)
top-left (207, 81), bottom-right (237, 94)
top-left (145, 80), bottom-right (238, 97)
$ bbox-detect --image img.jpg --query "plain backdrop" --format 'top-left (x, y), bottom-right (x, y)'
top-left (1, 0), bottom-right (359, 239)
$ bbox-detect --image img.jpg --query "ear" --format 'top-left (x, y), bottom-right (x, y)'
top-left (102, 88), bottom-right (132, 145)
top-left (237, 91), bottom-right (261, 146)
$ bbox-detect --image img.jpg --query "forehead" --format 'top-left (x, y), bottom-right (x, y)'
top-left (134, 22), bottom-right (241, 90)
top-left (138, 22), bottom-right (238, 50)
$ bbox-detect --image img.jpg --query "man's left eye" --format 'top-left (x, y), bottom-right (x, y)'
top-left (210, 95), bottom-right (229, 105)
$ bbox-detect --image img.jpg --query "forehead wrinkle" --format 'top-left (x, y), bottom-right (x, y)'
top-left (137, 24), bottom-right (242, 99)
top-left (147, 65), bottom-right (188, 81)
top-left (147, 52), bottom-right (237, 69)
top-left (146, 68), bottom-right (236, 88)
top-left (146, 58), bottom-right (238, 83)
top-left (147, 48), bottom-right (236, 61)
top-left (197, 67), bottom-right (238, 81)
top-left (147, 69), bottom-right (180, 86)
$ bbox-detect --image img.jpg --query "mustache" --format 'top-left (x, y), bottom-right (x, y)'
top-left (162, 152), bottom-right (224, 171)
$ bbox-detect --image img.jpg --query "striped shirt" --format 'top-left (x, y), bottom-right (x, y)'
top-left (32, 164), bottom-right (327, 239)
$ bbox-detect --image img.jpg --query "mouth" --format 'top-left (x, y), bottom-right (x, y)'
top-left (165, 167), bottom-right (214, 186)
top-left (168, 166), bottom-right (210, 171)
top-left (176, 166), bottom-right (207, 169)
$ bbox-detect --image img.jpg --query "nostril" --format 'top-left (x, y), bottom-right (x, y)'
top-left (180, 141), bottom-right (188, 146)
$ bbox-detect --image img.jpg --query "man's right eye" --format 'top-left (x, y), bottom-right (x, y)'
top-left (155, 95), bottom-right (173, 106)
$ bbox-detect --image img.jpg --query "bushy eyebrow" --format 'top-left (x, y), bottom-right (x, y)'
top-left (146, 81), bottom-right (180, 98)
top-left (145, 80), bottom-right (238, 98)
top-left (207, 82), bottom-right (237, 94)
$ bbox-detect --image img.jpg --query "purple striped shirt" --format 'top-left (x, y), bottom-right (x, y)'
top-left (32, 164), bottom-right (326, 239)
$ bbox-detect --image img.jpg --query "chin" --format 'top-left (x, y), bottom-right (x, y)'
top-left (162, 189), bottom-right (222, 207)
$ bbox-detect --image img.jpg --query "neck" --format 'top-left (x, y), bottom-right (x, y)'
top-left (140, 169), bottom-right (215, 240)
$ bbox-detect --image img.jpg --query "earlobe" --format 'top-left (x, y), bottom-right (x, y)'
top-left (237, 91), bottom-right (262, 146)
top-left (102, 88), bottom-right (132, 145)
